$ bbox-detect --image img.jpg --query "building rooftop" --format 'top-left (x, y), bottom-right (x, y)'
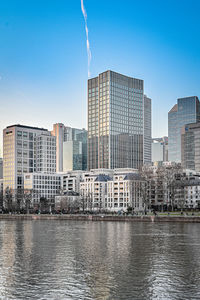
top-left (89, 70), bottom-right (143, 83)
top-left (123, 173), bottom-right (144, 181)
top-left (94, 174), bottom-right (112, 182)
top-left (6, 124), bottom-right (48, 131)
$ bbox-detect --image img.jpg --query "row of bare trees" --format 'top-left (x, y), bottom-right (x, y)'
top-left (139, 164), bottom-right (193, 211)
top-left (0, 187), bottom-right (55, 213)
top-left (55, 191), bottom-right (96, 214)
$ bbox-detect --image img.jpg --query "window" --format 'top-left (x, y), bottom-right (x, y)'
top-left (17, 131), bottom-right (22, 137)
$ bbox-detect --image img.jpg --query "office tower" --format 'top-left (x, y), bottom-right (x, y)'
top-left (35, 134), bottom-right (56, 173)
top-left (144, 95), bottom-right (152, 164)
top-left (152, 137), bottom-right (168, 164)
top-left (51, 123), bottom-right (65, 172)
top-left (0, 158), bottom-right (3, 179)
top-left (3, 124), bottom-right (55, 191)
top-left (168, 96), bottom-right (200, 162)
top-left (181, 122), bottom-right (200, 171)
top-left (88, 70), bottom-right (145, 170)
top-left (76, 130), bottom-right (87, 170)
top-left (51, 123), bottom-right (87, 172)
top-left (63, 140), bottom-right (82, 172)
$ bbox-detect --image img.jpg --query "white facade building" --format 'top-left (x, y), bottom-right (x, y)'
top-left (3, 124), bottom-right (55, 191)
top-left (79, 168), bottom-right (145, 212)
top-left (35, 134), bottom-right (56, 173)
top-left (62, 171), bottom-right (84, 193)
top-left (24, 173), bottom-right (62, 206)
top-left (107, 173), bottom-right (145, 211)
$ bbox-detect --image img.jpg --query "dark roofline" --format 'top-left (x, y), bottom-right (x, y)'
top-left (6, 124), bottom-right (48, 131)
top-left (177, 96), bottom-right (199, 101)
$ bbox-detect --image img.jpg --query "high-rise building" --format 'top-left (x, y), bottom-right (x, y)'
top-left (144, 95), bottom-right (152, 164)
top-left (168, 96), bottom-right (200, 162)
top-left (181, 122), bottom-right (200, 172)
top-left (88, 70), bottom-right (146, 170)
top-left (76, 130), bottom-right (88, 170)
top-left (51, 123), bottom-right (65, 172)
top-left (152, 137), bottom-right (168, 164)
top-left (3, 124), bottom-right (56, 191)
top-left (51, 123), bottom-right (87, 172)
top-left (63, 140), bottom-right (82, 172)
top-left (35, 134), bottom-right (56, 173)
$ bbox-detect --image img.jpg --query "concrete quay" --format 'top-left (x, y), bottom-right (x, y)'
top-left (0, 214), bottom-right (200, 223)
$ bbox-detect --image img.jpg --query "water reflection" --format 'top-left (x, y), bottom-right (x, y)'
top-left (0, 221), bottom-right (200, 299)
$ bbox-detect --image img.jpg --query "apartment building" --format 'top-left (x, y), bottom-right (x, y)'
top-left (80, 168), bottom-right (145, 212)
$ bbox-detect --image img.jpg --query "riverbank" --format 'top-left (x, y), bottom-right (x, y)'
top-left (1, 214), bottom-right (200, 222)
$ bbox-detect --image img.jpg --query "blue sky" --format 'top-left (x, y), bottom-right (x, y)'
top-left (0, 0), bottom-right (200, 154)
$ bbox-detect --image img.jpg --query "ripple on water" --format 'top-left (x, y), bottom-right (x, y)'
top-left (0, 221), bottom-right (200, 300)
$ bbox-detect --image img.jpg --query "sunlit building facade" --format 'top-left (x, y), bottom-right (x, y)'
top-left (88, 70), bottom-right (145, 170)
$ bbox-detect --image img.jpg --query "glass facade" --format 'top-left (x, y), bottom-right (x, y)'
top-left (182, 123), bottom-right (200, 171)
top-left (52, 123), bottom-right (87, 172)
top-left (88, 71), bottom-right (144, 170)
top-left (144, 95), bottom-right (152, 164)
top-left (63, 141), bottom-right (82, 172)
top-left (76, 131), bottom-right (88, 170)
top-left (168, 97), bottom-right (200, 162)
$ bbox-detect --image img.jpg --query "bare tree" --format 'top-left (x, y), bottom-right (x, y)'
top-left (3, 187), bottom-right (13, 212)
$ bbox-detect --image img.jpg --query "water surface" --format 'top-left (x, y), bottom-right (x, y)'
top-left (0, 220), bottom-right (200, 300)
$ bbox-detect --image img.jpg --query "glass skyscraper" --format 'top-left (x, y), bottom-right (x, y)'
top-left (144, 95), bottom-right (152, 164)
top-left (88, 70), bottom-right (147, 170)
top-left (181, 122), bottom-right (200, 172)
top-left (168, 96), bottom-right (200, 162)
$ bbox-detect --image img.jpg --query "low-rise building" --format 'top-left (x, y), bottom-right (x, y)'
top-left (55, 191), bottom-right (81, 212)
top-left (62, 171), bottom-right (84, 193)
top-left (80, 168), bottom-right (145, 212)
top-left (107, 173), bottom-right (146, 211)
top-left (24, 173), bottom-right (62, 208)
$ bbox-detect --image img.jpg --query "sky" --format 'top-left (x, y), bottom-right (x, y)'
top-left (0, 0), bottom-right (200, 155)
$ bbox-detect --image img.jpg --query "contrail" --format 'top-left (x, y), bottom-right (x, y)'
top-left (81, 0), bottom-right (91, 77)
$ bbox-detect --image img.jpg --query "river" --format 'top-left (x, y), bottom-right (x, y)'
top-left (0, 220), bottom-right (199, 300)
